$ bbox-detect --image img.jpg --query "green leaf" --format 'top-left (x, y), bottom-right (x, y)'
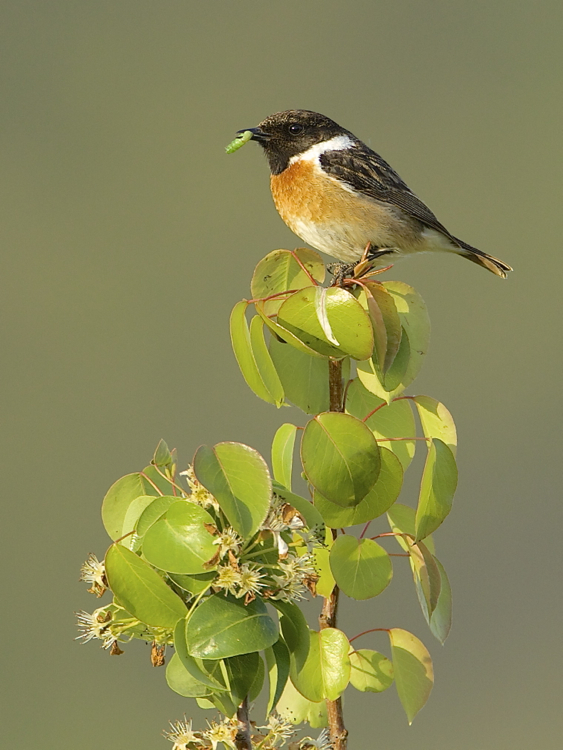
top-left (329, 535), bottom-right (392, 600)
top-left (186, 594), bottom-right (278, 659)
top-left (251, 248), bottom-right (325, 316)
top-left (105, 545), bottom-right (187, 628)
top-left (173, 617), bottom-right (227, 691)
top-left (249, 653), bottom-right (266, 703)
top-left (141, 464), bottom-right (178, 496)
top-left (256, 299), bottom-right (326, 359)
top-left (291, 629), bottom-right (351, 702)
top-left (301, 412), bottom-right (380, 507)
top-left (193, 442), bottom-right (271, 538)
top-left (121, 495), bottom-right (161, 548)
top-left (152, 439), bottom-right (172, 468)
top-left (386, 503), bottom-right (435, 555)
top-left (413, 396), bottom-right (457, 456)
top-left (269, 336), bottom-right (330, 414)
top-left (142, 501), bottom-right (218, 574)
top-left (230, 301), bottom-right (282, 405)
top-left (271, 423), bottom-right (298, 489)
top-left (313, 532), bottom-right (336, 599)
top-left (349, 649), bottom-right (394, 693)
top-left (101, 472), bottom-right (162, 541)
top-left (429, 557), bottom-right (452, 644)
top-left (361, 281), bottom-right (402, 374)
top-left (388, 628), bottom-right (434, 724)
top-left (277, 678), bottom-right (328, 728)
top-left (408, 539), bottom-right (441, 618)
top-left (224, 652), bottom-right (261, 705)
top-left (357, 281), bottom-right (430, 400)
top-left (168, 571), bottom-right (217, 596)
top-left (249, 315), bottom-right (285, 406)
top-left (265, 639), bottom-right (291, 714)
top-left (277, 287), bottom-right (374, 360)
top-left (345, 378), bottom-right (416, 470)
top-left (314, 447), bottom-right (403, 528)
top-left (273, 600), bottom-right (311, 672)
top-left (135, 496), bottom-right (177, 537)
top-left (166, 653), bottom-right (211, 698)
top-left (415, 439), bottom-right (458, 540)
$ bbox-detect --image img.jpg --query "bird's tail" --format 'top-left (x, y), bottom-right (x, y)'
top-left (454, 238), bottom-right (513, 279)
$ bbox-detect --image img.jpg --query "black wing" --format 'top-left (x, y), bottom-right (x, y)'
top-left (319, 146), bottom-right (459, 243)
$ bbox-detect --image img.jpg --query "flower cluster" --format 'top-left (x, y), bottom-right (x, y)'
top-left (180, 466), bottom-right (220, 511)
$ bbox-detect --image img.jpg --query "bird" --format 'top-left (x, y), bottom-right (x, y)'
top-left (236, 109), bottom-right (512, 278)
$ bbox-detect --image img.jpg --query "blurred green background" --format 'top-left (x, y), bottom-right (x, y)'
top-left (2, 1), bottom-right (561, 748)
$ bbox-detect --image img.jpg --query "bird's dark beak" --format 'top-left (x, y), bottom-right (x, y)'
top-left (237, 127), bottom-right (271, 143)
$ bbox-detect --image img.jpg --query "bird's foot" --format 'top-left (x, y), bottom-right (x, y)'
top-left (328, 248), bottom-right (396, 286)
top-left (327, 262), bottom-right (358, 286)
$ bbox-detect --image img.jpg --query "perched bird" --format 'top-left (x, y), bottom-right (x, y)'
top-left (236, 110), bottom-right (512, 278)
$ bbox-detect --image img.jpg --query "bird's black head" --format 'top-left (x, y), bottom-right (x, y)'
top-left (238, 110), bottom-right (350, 175)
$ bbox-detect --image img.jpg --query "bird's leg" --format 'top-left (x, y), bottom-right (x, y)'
top-left (328, 262), bottom-right (358, 286)
top-left (329, 246), bottom-right (396, 286)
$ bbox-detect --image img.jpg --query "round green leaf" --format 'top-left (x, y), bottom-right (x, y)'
top-left (413, 396), bottom-right (457, 456)
top-left (224, 652), bottom-right (262, 705)
top-left (345, 378), bottom-right (416, 471)
top-left (357, 281), bottom-right (430, 400)
top-left (290, 629), bottom-right (350, 702)
top-left (102, 472), bottom-right (161, 540)
top-left (168, 571), bottom-right (217, 596)
top-left (388, 628), bottom-right (434, 724)
top-left (256, 299), bottom-right (326, 359)
top-left (193, 442), bottom-right (271, 538)
top-left (105, 545), bottom-right (187, 628)
top-left (361, 281), bottom-right (402, 374)
top-left (142, 501), bottom-right (218, 574)
top-left (166, 653), bottom-right (211, 698)
top-left (329, 535), bottom-right (392, 600)
top-left (186, 594), bottom-right (278, 659)
top-left (135, 496), bottom-right (177, 537)
top-left (301, 412), bottom-right (380, 507)
top-left (251, 248), bottom-right (325, 315)
top-left (429, 557), bottom-right (452, 644)
top-left (269, 336), bottom-right (330, 415)
top-left (277, 677), bottom-right (328, 728)
top-left (273, 599), bottom-right (311, 671)
top-left (271, 423), bottom-right (298, 490)
top-left (277, 287), bottom-right (374, 360)
top-left (173, 617), bottom-right (227, 691)
top-left (409, 540), bottom-right (442, 620)
top-left (386, 503), bottom-right (434, 554)
top-left (314, 447), bottom-right (403, 528)
top-left (230, 301), bottom-right (282, 406)
top-left (265, 639), bottom-right (291, 714)
top-left (349, 649), bottom-right (394, 693)
top-left (415, 438), bottom-right (458, 540)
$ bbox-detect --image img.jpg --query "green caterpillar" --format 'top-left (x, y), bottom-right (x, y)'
top-left (225, 130), bottom-right (253, 154)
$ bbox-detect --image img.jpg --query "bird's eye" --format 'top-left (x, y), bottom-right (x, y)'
top-left (288, 123), bottom-right (304, 135)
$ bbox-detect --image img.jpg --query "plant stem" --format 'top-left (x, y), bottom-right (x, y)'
top-left (236, 697), bottom-right (253, 750)
top-left (320, 358), bottom-right (348, 750)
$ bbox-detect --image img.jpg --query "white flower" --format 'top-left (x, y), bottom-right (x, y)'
top-left (204, 718), bottom-right (238, 749)
top-left (212, 527), bottom-right (242, 558)
top-left (79, 554), bottom-right (107, 597)
top-left (163, 717), bottom-right (202, 748)
top-left (259, 713), bottom-right (295, 747)
top-left (236, 562), bottom-right (266, 599)
top-left (215, 565), bottom-right (242, 596)
top-left (299, 729), bottom-right (333, 749)
top-left (180, 466), bottom-right (220, 511)
top-left (75, 608), bottom-right (116, 649)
